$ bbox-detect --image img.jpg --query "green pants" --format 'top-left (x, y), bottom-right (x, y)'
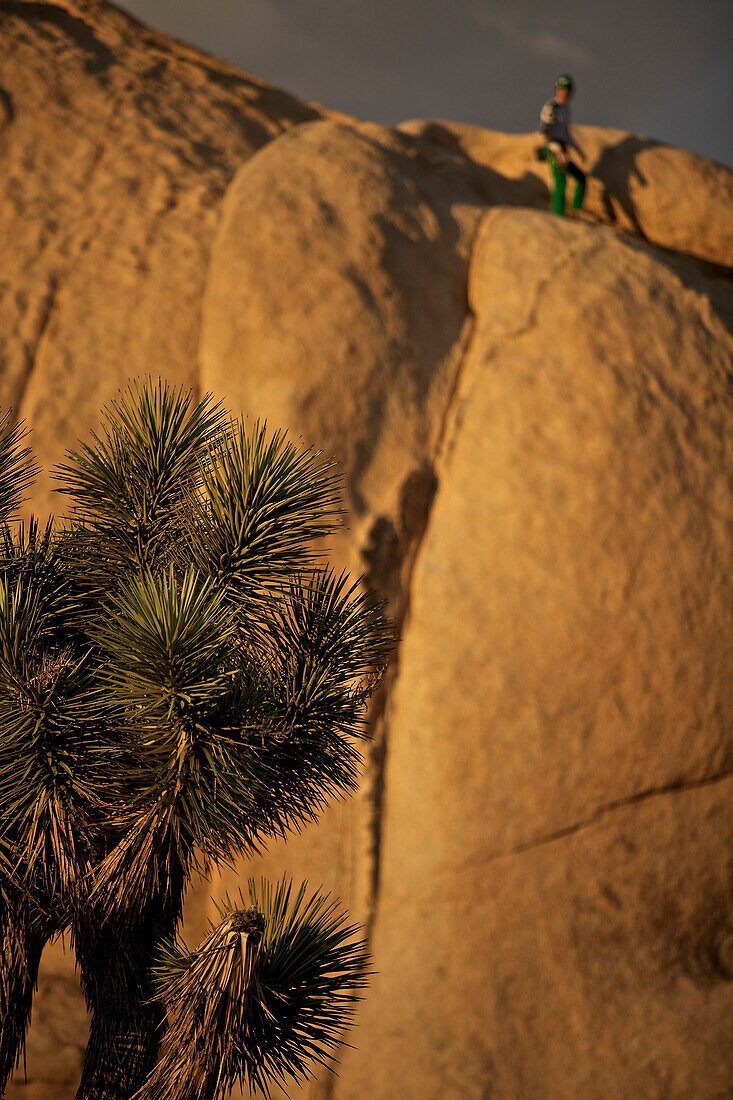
top-left (541, 147), bottom-right (586, 216)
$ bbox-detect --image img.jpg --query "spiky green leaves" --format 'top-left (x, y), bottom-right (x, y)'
top-left (86, 569), bottom-right (248, 913)
top-left (0, 384), bottom-right (389, 909)
top-left (56, 380), bottom-right (227, 589)
top-left (263, 569), bottom-right (391, 735)
top-left (0, 381), bottom-right (390, 1095)
top-left (85, 565), bottom-right (390, 917)
top-left (235, 570), bottom-right (391, 845)
top-left (56, 382), bottom-right (344, 614)
top-left (183, 421), bottom-right (341, 606)
top-left (0, 413), bottom-right (36, 524)
top-left (94, 567), bottom-right (237, 713)
top-left (0, 519), bottom-right (66, 628)
top-left (0, 573), bottom-right (101, 900)
top-left (140, 878), bottom-right (369, 1100)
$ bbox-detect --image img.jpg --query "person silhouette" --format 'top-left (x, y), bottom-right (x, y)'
top-left (538, 74), bottom-right (586, 216)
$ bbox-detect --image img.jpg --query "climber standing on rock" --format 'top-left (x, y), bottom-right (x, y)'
top-left (538, 74), bottom-right (586, 216)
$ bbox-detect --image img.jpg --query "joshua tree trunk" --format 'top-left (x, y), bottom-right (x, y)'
top-left (74, 872), bottom-right (184, 1100)
top-left (75, 972), bottom-right (165, 1100)
top-left (0, 900), bottom-right (55, 1092)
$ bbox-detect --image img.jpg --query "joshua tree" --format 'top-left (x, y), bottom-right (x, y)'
top-left (0, 382), bottom-right (389, 1100)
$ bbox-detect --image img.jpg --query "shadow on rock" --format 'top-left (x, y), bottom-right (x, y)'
top-left (403, 121), bottom-right (550, 209)
top-left (590, 135), bottom-right (664, 239)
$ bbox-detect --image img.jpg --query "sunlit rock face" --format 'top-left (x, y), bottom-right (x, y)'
top-left (0, 0), bottom-right (327, 517)
top-left (2, 3), bottom-right (733, 1098)
top-left (399, 117), bottom-right (733, 268)
top-left (203, 146), bottom-right (733, 1100)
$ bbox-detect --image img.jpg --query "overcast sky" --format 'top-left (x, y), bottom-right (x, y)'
top-left (121, 0), bottom-right (732, 166)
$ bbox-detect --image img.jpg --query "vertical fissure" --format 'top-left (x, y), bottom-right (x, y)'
top-left (362, 217), bottom-right (486, 944)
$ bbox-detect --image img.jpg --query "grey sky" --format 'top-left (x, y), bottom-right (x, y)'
top-left (120, 0), bottom-right (732, 166)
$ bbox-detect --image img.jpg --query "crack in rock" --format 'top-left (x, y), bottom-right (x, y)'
top-left (362, 210), bottom-right (487, 943)
top-left (0, 87), bottom-right (14, 128)
top-left (12, 274), bottom-right (59, 422)
top-left (450, 766), bottom-right (733, 877)
top-left (362, 464), bottom-right (437, 943)
top-left (359, 203), bottom-right (733, 947)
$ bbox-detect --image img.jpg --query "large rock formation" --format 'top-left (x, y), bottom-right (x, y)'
top-left (202, 123), bottom-right (733, 1100)
top-left (0, 0), bottom-right (329, 515)
top-left (2, 2), bottom-right (732, 1098)
top-left (334, 208), bottom-right (733, 1098)
top-left (399, 119), bottom-right (733, 269)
